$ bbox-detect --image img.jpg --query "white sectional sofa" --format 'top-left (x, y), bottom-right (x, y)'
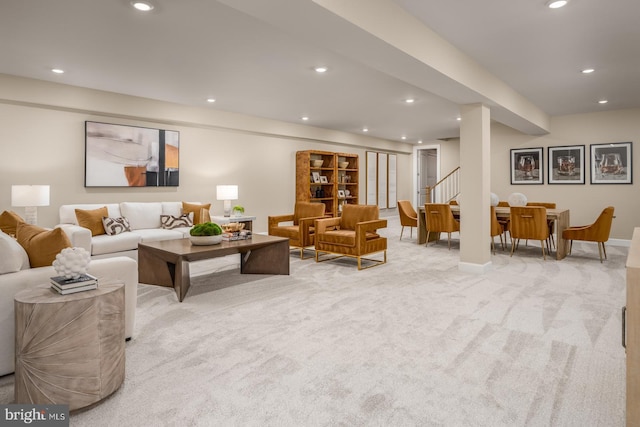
top-left (0, 254), bottom-right (138, 376)
top-left (57, 202), bottom-right (205, 260)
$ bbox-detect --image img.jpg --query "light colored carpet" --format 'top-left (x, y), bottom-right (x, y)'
top-left (0, 217), bottom-right (627, 426)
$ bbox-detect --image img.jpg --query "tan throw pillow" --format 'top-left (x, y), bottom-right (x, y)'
top-left (16, 223), bottom-right (72, 268)
top-left (182, 202), bottom-right (211, 225)
top-left (0, 210), bottom-right (25, 237)
top-left (75, 206), bottom-right (108, 236)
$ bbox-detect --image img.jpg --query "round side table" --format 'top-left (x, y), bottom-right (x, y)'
top-left (14, 281), bottom-right (125, 411)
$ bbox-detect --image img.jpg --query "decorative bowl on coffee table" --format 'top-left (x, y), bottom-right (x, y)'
top-left (189, 235), bottom-right (223, 245)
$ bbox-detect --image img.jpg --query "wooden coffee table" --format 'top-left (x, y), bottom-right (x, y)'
top-left (138, 234), bottom-right (290, 302)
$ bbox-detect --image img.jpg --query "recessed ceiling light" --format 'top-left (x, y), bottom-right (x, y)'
top-left (456, 117), bottom-right (462, 121)
top-left (301, 116), bottom-right (309, 121)
top-left (362, 127), bottom-right (368, 132)
top-left (598, 99), bottom-right (608, 104)
top-left (404, 98), bottom-right (415, 104)
top-left (314, 66), bottom-right (328, 73)
top-left (547, 0), bottom-right (568, 9)
top-left (51, 68), bottom-right (64, 74)
top-left (418, 140), bottom-right (423, 144)
top-left (206, 98), bottom-right (216, 103)
top-left (401, 136), bottom-right (407, 140)
top-left (582, 68), bottom-right (595, 74)
top-left (131, 2), bottom-right (154, 11)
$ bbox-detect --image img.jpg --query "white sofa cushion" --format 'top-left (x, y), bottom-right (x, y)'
top-left (59, 203), bottom-right (121, 225)
top-left (133, 228), bottom-right (185, 243)
top-left (120, 202), bottom-right (163, 230)
top-left (0, 231), bottom-right (30, 274)
top-left (91, 232), bottom-right (141, 256)
top-left (162, 201), bottom-right (184, 217)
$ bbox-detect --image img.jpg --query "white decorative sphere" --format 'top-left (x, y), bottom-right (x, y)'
top-left (490, 192), bottom-right (499, 207)
top-left (508, 192), bottom-right (528, 207)
top-left (53, 247), bottom-right (91, 279)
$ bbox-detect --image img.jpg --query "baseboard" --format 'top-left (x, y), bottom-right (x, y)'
top-left (458, 260), bottom-right (492, 274)
top-left (576, 238), bottom-right (630, 248)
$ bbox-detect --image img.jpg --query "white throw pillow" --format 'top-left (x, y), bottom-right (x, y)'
top-left (0, 231), bottom-right (30, 274)
top-left (120, 202), bottom-right (163, 230)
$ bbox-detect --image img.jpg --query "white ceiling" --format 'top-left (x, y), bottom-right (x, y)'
top-left (1, 0), bottom-right (638, 144)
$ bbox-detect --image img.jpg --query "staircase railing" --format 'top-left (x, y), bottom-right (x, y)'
top-left (425, 166), bottom-right (460, 204)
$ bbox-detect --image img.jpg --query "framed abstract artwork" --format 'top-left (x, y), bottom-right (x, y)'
top-left (510, 147), bottom-right (543, 184)
top-left (85, 121), bottom-right (180, 187)
top-left (547, 145), bottom-right (585, 184)
top-left (590, 141), bottom-right (632, 184)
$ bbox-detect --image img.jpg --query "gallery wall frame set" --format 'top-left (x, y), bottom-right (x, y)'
top-left (547, 145), bottom-right (585, 185)
top-left (510, 147), bottom-right (543, 185)
top-left (589, 141), bottom-right (632, 184)
top-left (85, 121), bottom-right (180, 187)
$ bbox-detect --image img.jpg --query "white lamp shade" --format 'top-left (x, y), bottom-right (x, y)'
top-left (11, 185), bottom-right (50, 207)
top-left (507, 192), bottom-right (528, 207)
top-left (216, 185), bottom-right (238, 201)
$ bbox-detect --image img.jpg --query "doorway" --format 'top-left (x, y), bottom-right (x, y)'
top-left (415, 146), bottom-right (439, 207)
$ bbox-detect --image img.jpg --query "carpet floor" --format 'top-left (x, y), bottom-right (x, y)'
top-left (0, 217), bottom-right (627, 426)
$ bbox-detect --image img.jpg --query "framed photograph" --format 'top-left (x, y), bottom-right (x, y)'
top-left (590, 142), bottom-right (632, 184)
top-left (548, 145), bottom-right (585, 184)
top-left (311, 172), bottom-right (321, 183)
top-left (320, 175), bottom-right (328, 183)
top-left (85, 121), bottom-right (179, 187)
top-left (337, 189), bottom-right (346, 198)
top-left (510, 147), bottom-right (543, 184)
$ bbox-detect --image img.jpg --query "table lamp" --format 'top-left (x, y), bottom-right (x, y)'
top-left (216, 185), bottom-right (238, 217)
top-left (12, 185), bottom-right (50, 225)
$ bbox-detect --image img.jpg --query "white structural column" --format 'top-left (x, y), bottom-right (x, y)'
top-left (458, 103), bottom-right (492, 273)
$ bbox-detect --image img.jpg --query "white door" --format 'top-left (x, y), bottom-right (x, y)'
top-left (417, 148), bottom-right (438, 206)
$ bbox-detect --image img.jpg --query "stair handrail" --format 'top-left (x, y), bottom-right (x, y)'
top-left (425, 166), bottom-right (460, 204)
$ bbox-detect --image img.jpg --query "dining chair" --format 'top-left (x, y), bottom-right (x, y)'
top-left (397, 200), bottom-right (418, 240)
top-left (562, 206), bottom-right (615, 262)
top-left (490, 206), bottom-right (505, 254)
top-left (527, 202), bottom-right (557, 249)
top-left (424, 203), bottom-right (460, 250)
top-left (509, 206), bottom-right (550, 260)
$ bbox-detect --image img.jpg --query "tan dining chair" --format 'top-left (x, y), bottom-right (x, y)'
top-left (527, 202), bottom-right (557, 249)
top-left (509, 206), bottom-right (550, 260)
top-left (562, 206), bottom-right (615, 262)
top-left (424, 203), bottom-right (460, 250)
top-left (397, 200), bottom-right (418, 240)
top-left (491, 206), bottom-right (505, 254)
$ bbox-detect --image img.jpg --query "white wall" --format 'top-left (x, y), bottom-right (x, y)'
top-left (0, 75), bottom-right (413, 232)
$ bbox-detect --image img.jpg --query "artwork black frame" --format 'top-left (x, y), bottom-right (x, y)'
top-left (510, 147), bottom-right (543, 185)
top-left (547, 145), bottom-right (585, 185)
top-left (590, 141), bottom-right (632, 184)
top-left (85, 121), bottom-right (180, 187)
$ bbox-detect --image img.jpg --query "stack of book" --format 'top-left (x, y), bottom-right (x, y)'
top-left (50, 273), bottom-right (98, 295)
top-left (222, 230), bottom-right (252, 241)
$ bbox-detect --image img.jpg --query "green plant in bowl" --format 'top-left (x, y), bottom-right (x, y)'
top-left (189, 222), bottom-right (222, 236)
top-left (232, 205), bottom-right (245, 216)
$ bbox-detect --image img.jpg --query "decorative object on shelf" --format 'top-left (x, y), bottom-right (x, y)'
top-left (216, 185), bottom-right (238, 217)
top-left (53, 247), bottom-right (91, 279)
top-left (510, 147), bottom-right (543, 184)
top-left (590, 141), bottom-right (632, 184)
top-left (11, 185), bottom-right (50, 225)
top-left (232, 205), bottom-right (245, 217)
top-left (337, 190), bottom-right (346, 198)
top-left (221, 222), bottom-right (245, 232)
top-left (490, 192), bottom-right (499, 207)
top-left (338, 161), bottom-right (349, 169)
top-left (320, 176), bottom-right (328, 183)
top-left (311, 172), bottom-right (321, 183)
top-left (507, 192), bottom-right (528, 207)
top-left (189, 222), bottom-right (223, 245)
top-left (345, 189), bottom-right (351, 197)
top-left (311, 159), bottom-right (324, 168)
top-left (548, 145), bottom-right (585, 184)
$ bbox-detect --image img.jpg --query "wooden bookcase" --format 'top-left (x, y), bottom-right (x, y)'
top-left (296, 150), bottom-right (359, 216)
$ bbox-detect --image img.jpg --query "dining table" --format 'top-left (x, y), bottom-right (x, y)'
top-left (417, 205), bottom-right (571, 260)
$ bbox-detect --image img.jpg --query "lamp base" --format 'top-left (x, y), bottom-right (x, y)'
top-left (223, 200), bottom-right (231, 217)
top-left (24, 206), bottom-right (38, 225)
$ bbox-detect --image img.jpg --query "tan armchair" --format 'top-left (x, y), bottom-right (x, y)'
top-left (268, 202), bottom-right (326, 259)
top-left (314, 204), bottom-right (387, 270)
top-left (562, 206), bottom-right (615, 262)
top-left (424, 203), bottom-right (460, 249)
top-left (397, 200), bottom-right (418, 240)
top-left (509, 206), bottom-right (550, 260)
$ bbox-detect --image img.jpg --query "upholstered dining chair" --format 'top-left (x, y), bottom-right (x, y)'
top-left (424, 203), bottom-right (460, 250)
top-left (268, 202), bottom-right (326, 259)
top-left (314, 204), bottom-right (387, 270)
top-left (562, 206), bottom-right (615, 263)
top-left (490, 206), bottom-right (505, 254)
top-left (509, 206), bottom-right (550, 260)
top-left (527, 202), bottom-right (557, 249)
top-left (397, 200), bottom-right (418, 240)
